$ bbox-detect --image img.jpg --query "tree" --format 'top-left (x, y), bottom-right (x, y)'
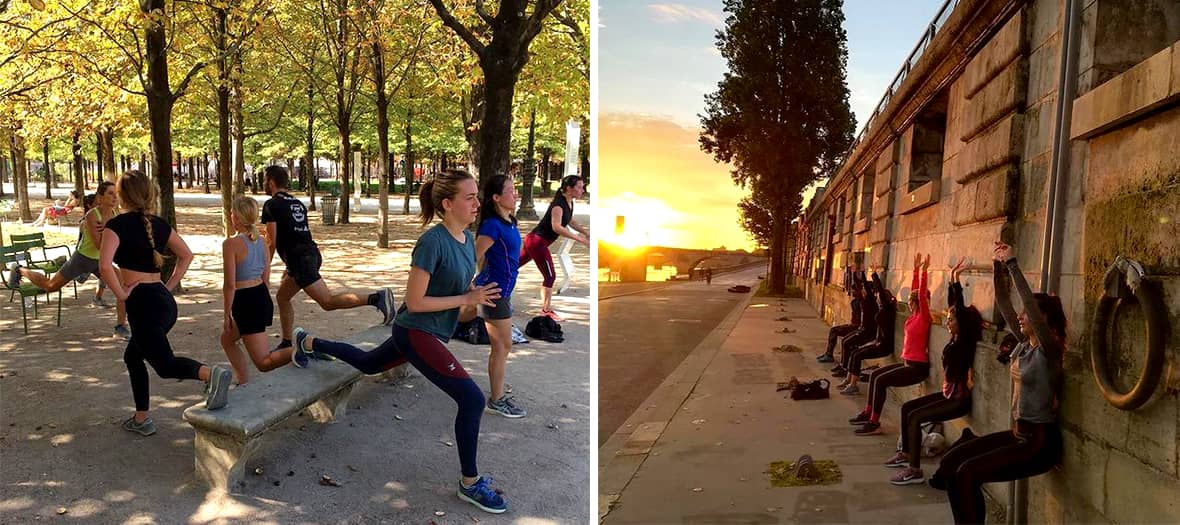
top-left (700, 0), bottom-right (854, 294)
top-left (428, 0), bottom-right (564, 186)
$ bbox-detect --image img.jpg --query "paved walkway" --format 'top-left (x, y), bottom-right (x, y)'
top-left (599, 296), bottom-right (953, 524)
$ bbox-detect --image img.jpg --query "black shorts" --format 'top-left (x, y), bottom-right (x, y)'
top-left (480, 295), bottom-right (513, 320)
top-left (284, 247), bottom-right (323, 289)
top-left (232, 283), bottom-right (274, 335)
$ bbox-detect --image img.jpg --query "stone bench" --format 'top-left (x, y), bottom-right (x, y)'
top-left (182, 325), bottom-right (392, 492)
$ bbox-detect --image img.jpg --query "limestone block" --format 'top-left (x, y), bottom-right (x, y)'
top-left (1071, 45), bottom-right (1174, 139)
top-left (869, 217), bottom-right (891, 245)
top-left (1172, 40), bottom-right (1180, 99)
top-left (1019, 154), bottom-right (1051, 218)
top-left (973, 166), bottom-right (1017, 222)
top-left (872, 190), bottom-right (894, 221)
top-left (953, 114), bottom-right (1025, 184)
top-left (1021, 103), bottom-right (1054, 162)
top-left (960, 61), bottom-right (1028, 142)
top-left (1105, 450), bottom-right (1180, 525)
top-left (895, 199), bottom-right (939, 237)
top-left (963, 11), bottom-right (1027, 99)
top-left (1087, 106), bottom-right (1180, 202)
top-left (1125, 390), bottom-right (1179, 475)
top-left (1026, 39), bottom-right (1060, 105)
top-left (1029, 0), bottom-right (1060, 49)
top-left (853, 230), bottom-right (869, 251)
top-left (867, 244), bottom-right (889, 269)
top-left (945, 79), bottom-right (966, 161)
top-left (898, 179), bottom-right (940, 216)
top-left (1059, 429), bottom-right (1111, 522)
top-left (951, 185), bottom-right (977, 226)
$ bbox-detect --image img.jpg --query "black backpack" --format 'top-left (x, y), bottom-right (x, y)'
top-left (789, 379), bottom-right (830, 400)
top-left (525, 315), bottom-right (564, 343)
top-left (453, 316), bottom-right (491, 345)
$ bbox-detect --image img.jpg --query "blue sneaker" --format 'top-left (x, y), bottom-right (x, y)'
top-left (375, 287), bottom-right (396, 325)
top-left (290, 328), bottom-right (311, 368)
top-left (457, 476), bottom-right (507, 514)
top-left (816, 354), bottom-right (834, 363)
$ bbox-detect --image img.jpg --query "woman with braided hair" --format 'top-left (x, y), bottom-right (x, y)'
top-left (99, 170), bottom-right (232, 437)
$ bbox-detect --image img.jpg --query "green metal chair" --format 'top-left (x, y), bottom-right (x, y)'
top-left (9, 232), bottom-right (77, 299)
top-left (1, 244), bottom-right (63, 334)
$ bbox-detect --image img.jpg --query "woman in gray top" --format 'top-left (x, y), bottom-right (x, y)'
top-left (936, 241), bottom-right (1066, 525)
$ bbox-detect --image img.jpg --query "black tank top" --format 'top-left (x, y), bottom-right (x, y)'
top-left (105, 212), bottom-right (172, 272)
top-left (531, 194), bottom-right (572, 242)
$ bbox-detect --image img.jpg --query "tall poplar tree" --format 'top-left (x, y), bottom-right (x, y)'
top-left (700, 0), bottom-right (854, 293)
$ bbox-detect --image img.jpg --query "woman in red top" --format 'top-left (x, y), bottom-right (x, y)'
top-left (850, 253), bottom-right (934, 435)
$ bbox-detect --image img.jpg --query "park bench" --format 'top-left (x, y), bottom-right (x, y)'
top-left (182, 325), bottom-right (394, 493)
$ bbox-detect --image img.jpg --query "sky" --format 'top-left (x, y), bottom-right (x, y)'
top-left (596, 0), bottom-right (947, 251)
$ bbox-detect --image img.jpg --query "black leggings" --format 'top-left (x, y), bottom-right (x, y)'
top-left (866, 360), bottom-right (929, 416)
top-left (124, 283), bottom-right (203, 411)
top-left (940, 423), bottom-right (1062, 524)
top-left (848, 340), bottom-right (893, 375)
top-left (900, 392), bottom-right (971, 468)
top-left (825, 324), bottom-right (857, 357)
top-left (313, 324), bottom-right (485, 477)
top-left (839, 330), bottom-right (875, 369)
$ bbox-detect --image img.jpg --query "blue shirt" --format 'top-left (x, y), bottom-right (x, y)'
top-left (474, 215), bottom-right (521, 297)
top-left (395, 224), bottom-right (476, 341)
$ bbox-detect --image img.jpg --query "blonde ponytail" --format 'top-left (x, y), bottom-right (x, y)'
top-left (231, 196), bottom-right (261, 241)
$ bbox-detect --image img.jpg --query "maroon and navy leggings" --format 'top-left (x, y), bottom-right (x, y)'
top-left (519, 232), bottom-right (556, 288)
top-left (312, 324), bottom-right (485, 477)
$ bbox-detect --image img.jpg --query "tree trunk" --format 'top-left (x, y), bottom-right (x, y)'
top-left (202, 152), bottom-right (210, 194)
top-left (101, 128), bottom-right (116, 180)
top-left (306, 84), bottom-right (317, 211)
top-left (0, 154), bottom-right (7, 197)
top-left (95, 132), bottom-right (104, 182)
top-left (475, 66), bottom-right (520, 189)
top-left (373, 41), bottom-right (390, 247)
top-left (143, 0), bottom-right (177, 228)
top-left (188, 156), bottom-right (195, 191)
top-left (517, 108), bottom-right (539, 220)
top-left (71, 133), bottom-right (84, 195)
top-left (176, 151), bottom-right (183, 189)
top-left (540, 149), bottom-right (552, 198)
top-left (12, 133), bottom-right (32, 221)
top-left (402, 108), bottom-right (413, 215)
top-left (43, 138), bottom-right (52, 199)
top-left (215, 7), bottom-right (233, 234)
top-left (337, 132), bottom-right (352, 224)
top-left (769, 204), bottom-right (786, 294)
top-left (231, 73), bottom-right (246, 196)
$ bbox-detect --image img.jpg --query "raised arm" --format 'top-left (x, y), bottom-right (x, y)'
top-left (164, 230), bottom-right (193, 292)
top-left (1003, 257), bottom-right (1062, 361)
top-left (872, 271), bottom-right (886, 305)
top-left (919, 254), bottom-right (930, 316)
top-left (992, 259), bottom-right (1024, 341)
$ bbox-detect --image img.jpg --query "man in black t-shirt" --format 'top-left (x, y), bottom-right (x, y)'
top-left (261, 166), bottom-right (395, 352)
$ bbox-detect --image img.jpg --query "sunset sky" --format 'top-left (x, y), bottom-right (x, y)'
top-left (596, 0), bottom-right (945, 251)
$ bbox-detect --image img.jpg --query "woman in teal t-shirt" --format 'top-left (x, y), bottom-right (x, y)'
top-left (293, 170), bottom-right (507, 514)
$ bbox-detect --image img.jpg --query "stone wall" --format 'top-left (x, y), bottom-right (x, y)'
top-left (799, 0), bottom-right (1180, 522)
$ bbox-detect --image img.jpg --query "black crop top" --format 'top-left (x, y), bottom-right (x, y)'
top-left (531, 193), bottom-right (573, 242)
top-left (105, 212), bottom-right (173, 272)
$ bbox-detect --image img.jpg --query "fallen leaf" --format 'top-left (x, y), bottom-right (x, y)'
top-left (319, 475), bottom-right (341, 487)
top-left (273, 480), bottom-right (281, 486)
top-left (394, 415), bottom-right (404, 421)
top-left (253, 467), bottom-right (264, 475)
top-left (546, 423), bottom-right (559, 430)
top-left (691, 419), bottom-right (707, 425)
top-left (692, 487), bottom-right (703, 492)
top-left (435, 511), bottom-right (446, 517)
top-left (287, 470), bottom-right (295, 477)
top-left (56, 508), bottom-right (67, 515)
top-left (444, 441), bottom-right (454, 447)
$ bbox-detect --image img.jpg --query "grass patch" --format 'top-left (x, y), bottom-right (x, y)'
top-left (766, 459), bottom-right (842, 487)
top-left (754, 279), bottom-right (804, 298)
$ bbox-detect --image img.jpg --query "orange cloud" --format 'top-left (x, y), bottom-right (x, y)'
top-left (596, 112), bottom-right (757, 252)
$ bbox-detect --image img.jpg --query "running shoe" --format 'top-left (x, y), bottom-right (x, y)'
top-left (839, 384), bottom-right (860, 395)
top-left (205, 366), bottom-right (231, 410)
top-left (829, 365), bottom-right (844, 373)
top-left (849, 411), bottom-right (870, 425)
top-left (816, 354), bottom-right (834, 363)
top-left (290, 328), bottom-right (312, 368)
top-left (832, 368), bottom-right (848, 378)
top-left (113, 324), bottom-right (131, 341)
top-left (486, 395), bottom-right (526, 418)
top-left (6, 263), bottom-right (20, 289)
top-left (376, 287), bottom-right (396, 325)
top-left (122, 416), bottom-right (156, 436)
top-left (457, 476), bottom-right (507, 514)
top-left (91, 297), bottom-right (114, 308)
top-left (836, 378), bottom-right (851, 389)
top-left (854, 422), bottom-right (882, 435)
top-left (884, 451), bottom-right (909, 468)
top-left (890, 467), bottom-right (925, 485)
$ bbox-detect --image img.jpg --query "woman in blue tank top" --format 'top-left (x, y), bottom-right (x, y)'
top-left (219, 196), bottom-right (285, 385)
top-left (474, 175), bottom-right (525, 418)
